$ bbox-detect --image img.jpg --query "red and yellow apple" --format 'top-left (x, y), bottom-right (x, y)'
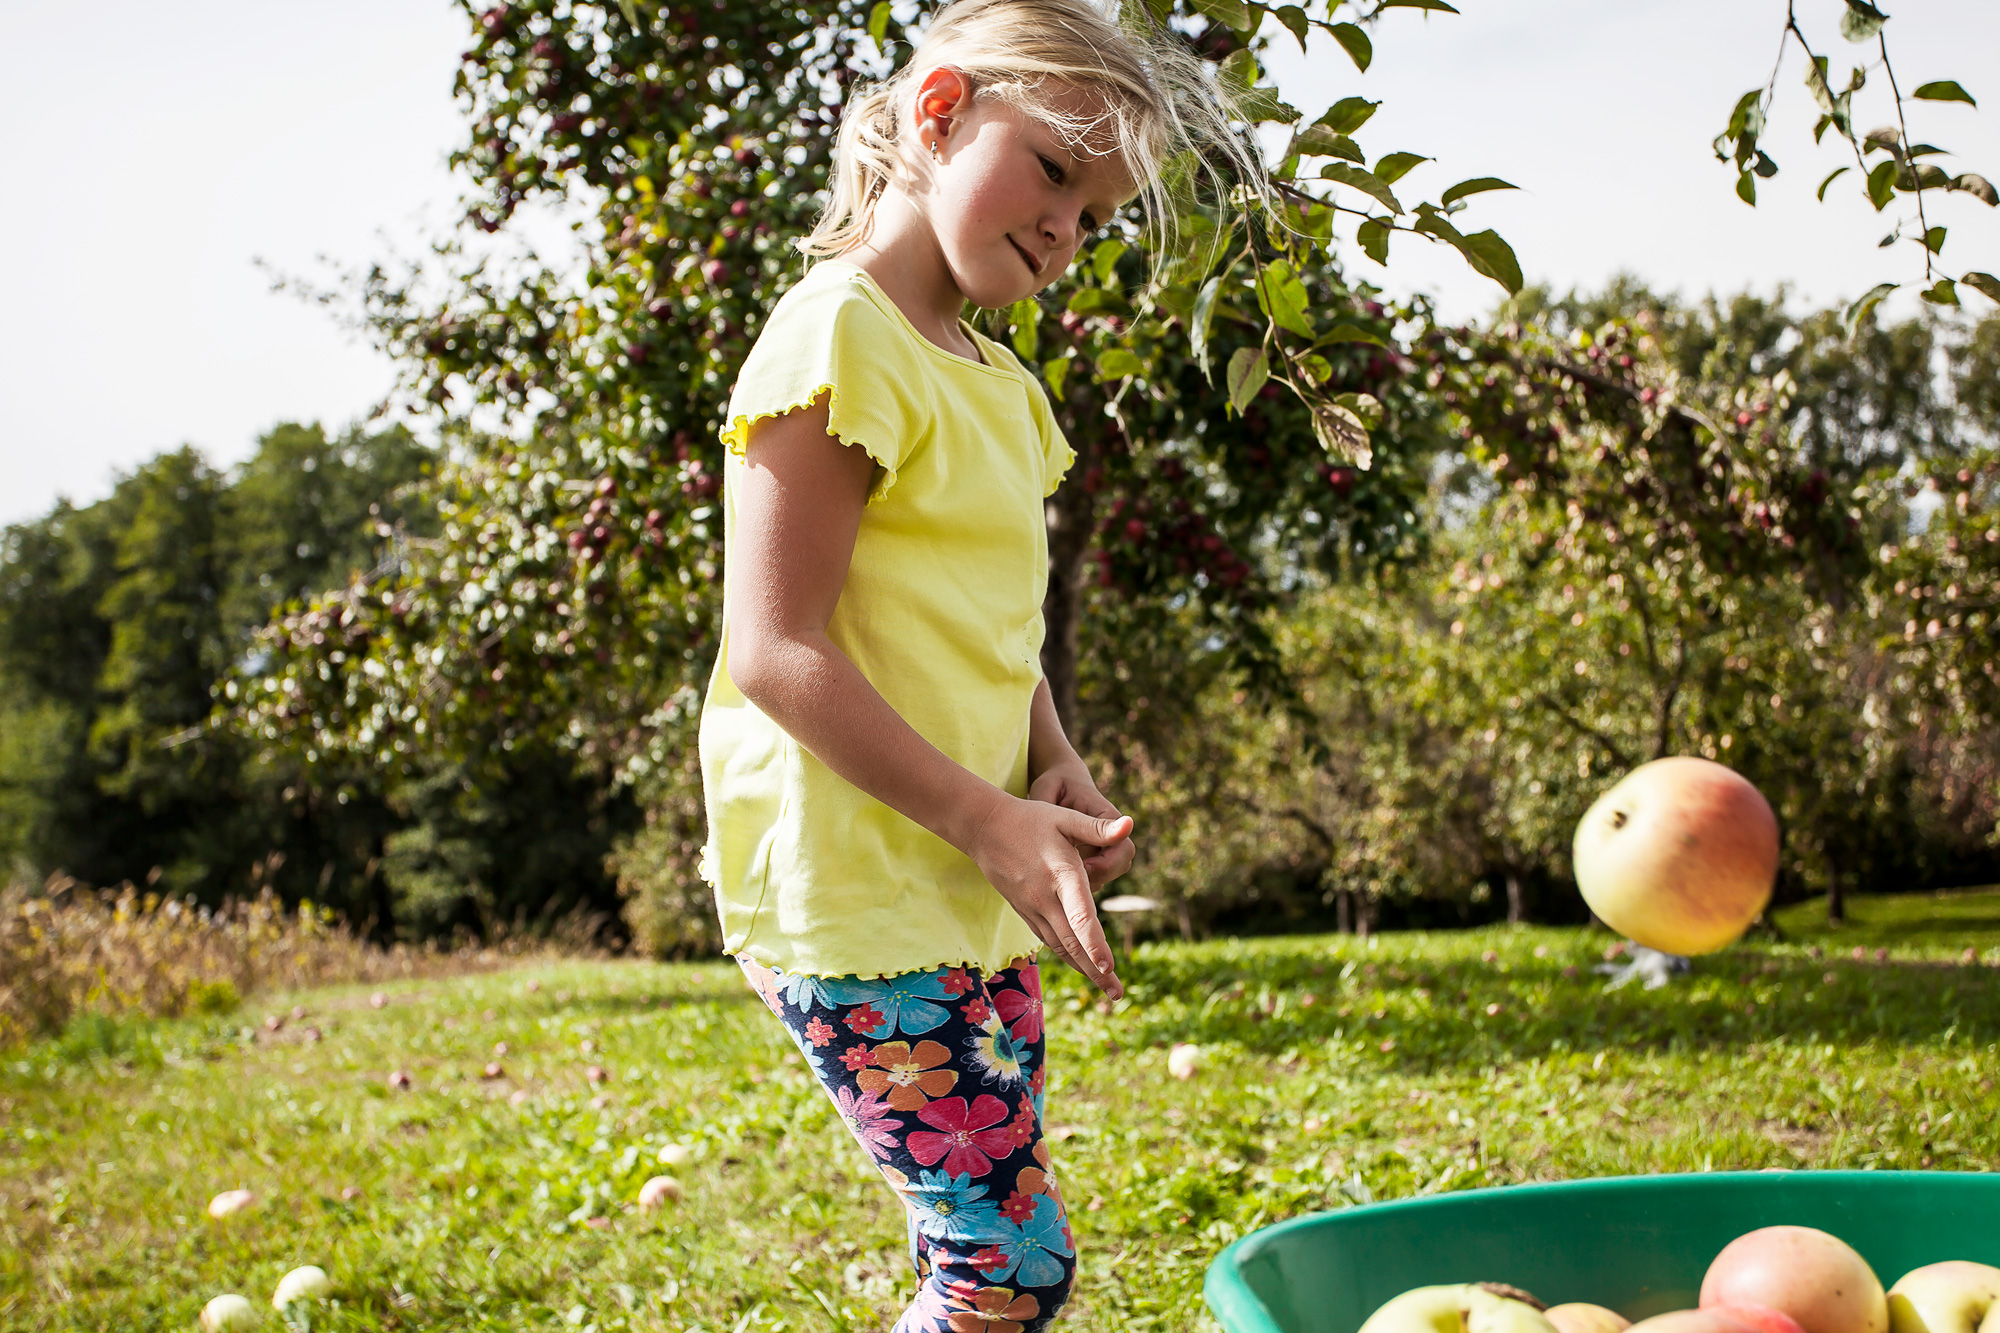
top-left (1573, 756), bottom-right (1778, 955)
top-left (1548, 1304), bottom-right (1632, 1333)
top-left (1629, 1309), bottom-right (1804, 1333)
top-left (1886, 1262), bottom-right (2000, 1333)
top-left (1699, 1226), bottom-right (1887, 1333)
top-left (1358, 1284), bottom-right (1559, 1333)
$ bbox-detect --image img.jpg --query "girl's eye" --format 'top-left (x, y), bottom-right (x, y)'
top-left (1080, 212), bottom-right (1099, 234)
top-left (1040, 155), bottom-right (1063, 184)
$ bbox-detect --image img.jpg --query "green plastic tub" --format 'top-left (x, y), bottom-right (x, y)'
top-left (1205, 1171), bottom-right (2000, 1333)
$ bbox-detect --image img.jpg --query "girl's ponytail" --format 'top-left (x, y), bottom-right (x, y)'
top-left (806, 80), bottom-right (906, 257)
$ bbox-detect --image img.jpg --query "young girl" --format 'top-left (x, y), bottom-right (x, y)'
top-left (698, 1), bottom-right (1253, 1325)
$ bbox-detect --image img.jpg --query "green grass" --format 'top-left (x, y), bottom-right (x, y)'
top-left (5, 918), bottom-right (1999, 1332)
top-left (1772, 886), bottom-right (2000, 949)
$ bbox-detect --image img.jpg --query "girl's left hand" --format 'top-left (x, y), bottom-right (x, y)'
top-left (1029, 765), bottom-right (1136, 891)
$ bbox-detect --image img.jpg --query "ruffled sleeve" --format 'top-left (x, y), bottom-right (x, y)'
top-left (718, 266), bottom-right (921, 505)
top-left (1024, 364), bottom-right (1076, 498)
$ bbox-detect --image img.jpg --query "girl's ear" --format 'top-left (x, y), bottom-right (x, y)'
top-left (913, 65), bottom-right (973, 148)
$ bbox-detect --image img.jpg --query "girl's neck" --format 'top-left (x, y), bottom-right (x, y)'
top-left (840, 190), bottom-right (981, 363)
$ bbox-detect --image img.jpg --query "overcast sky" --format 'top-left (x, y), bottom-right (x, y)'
top-left (3, 0), bottom-right (1995, 527)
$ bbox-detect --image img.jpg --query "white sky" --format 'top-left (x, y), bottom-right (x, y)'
top-left (3, 0), bottom-right (1996, 527)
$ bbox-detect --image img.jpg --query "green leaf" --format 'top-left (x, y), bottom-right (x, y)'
top-left (1318, 96), bottom-right (1380, 136)
top-left (1753, 149), bottom-right (1780, 179)
top-left (1274, 4), bottom-right (1310, 48)
top-left (867, 0), bottom-right (892, 44)
top-left (1412, 206), bottom-right (1521, 293)
top-left (1218, 48), bottom-right (1257, 91)
top-left (1190, 275), bottom-right (1223, 376)
top-left (1919, 279), bottom-right (1960, 307)
top-left (1843, 282), bottom-right (1896, 339)
top-left (1925, 226), bottom-right (1947, 255)
top-left (1227, 347), bottom-right (1270, 413)
top-left (1459, 230), bottom-right (1523, 295)
top-left (1316, 324), bottom-right (1387, 348)
top-left (1356, 217), bottom-right (1391, 266)
top-left (1374, 153), bottom-right (1430, 185)
top-left (1380, 0), bottom-right (1459, 11)
top-left (1440, 177), bottom-right (1518, 207)
top-left (1009, 298), bottom-right (1040, 361)
top-left (1096, 347), bottom-right (1147, 380)
top-left (1043, 353), bottom-right (1072, 402)
top-left (1867, 160), bottom-right (1898, 210)
top-left (1816, 166), bottom-right (1850, 201)
top-left (1091, 240), bottom-right (1129, 283)
top-left (1839, 0), bottom-right (1887, 41)
top-left (1962, 272), bottom-right (2000, 304)
top-left (1736, 170), bottom-right (1757, 206)
top-left (1913, 81), bottom-right (1976, 107)
top-left (1863, 125), bottom-right (1902, 153)
top-left (1949, 173), bottom-right (1998, 205)
top-left (1192, 0), bottom-right (1255, 33)
top-left (1255, 259), bottom-right (1316, 338)
top-left (1805, 57), bottom-right (1837, 113)
top-left (1329, 22), bottom-right (1372, 72)
top-left (1300, 353), bottom-right (1332, 386)
top-left (1290, 125), bottom-right (1363, 162)
top-left (615, 0), bottom-right (640, 26)
top-left (1320, 162), bottom-right (1403, 214)
top-left (1236, 87), bottom-right (1301, 125)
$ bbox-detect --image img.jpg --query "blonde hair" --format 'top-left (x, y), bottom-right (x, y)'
top-left (802, 0), bottom-right (1262, 261)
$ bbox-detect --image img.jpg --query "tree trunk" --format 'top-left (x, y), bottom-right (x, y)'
top-left (1356, 895), bottom-right (1372, 941)
top-left (1040, 442), bottom-right (1097, 737)
top-left (1827, 868), bottom-right (1845, 923)
top-left (1336, 886), bottom-right (1352, 935)
top-left (1505, 872), bottom-right (1524, 925)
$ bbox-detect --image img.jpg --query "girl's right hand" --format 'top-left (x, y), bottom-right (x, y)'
top-left (965, 794), bottom-right (1129, 1001)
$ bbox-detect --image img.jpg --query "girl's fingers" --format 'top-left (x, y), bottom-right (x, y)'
top-left (1053, 808), bottom-right (1133, 849)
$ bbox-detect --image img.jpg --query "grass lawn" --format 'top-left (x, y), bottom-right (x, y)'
top-left (5, 903), bottom-right (1999, 1332)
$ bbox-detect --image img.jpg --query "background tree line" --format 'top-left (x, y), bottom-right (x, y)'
top-left (5, 0), bottom-right (1994, 950)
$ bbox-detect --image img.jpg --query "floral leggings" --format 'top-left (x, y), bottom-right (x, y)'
top-left (738, 954), bottom-right (1076, 1332)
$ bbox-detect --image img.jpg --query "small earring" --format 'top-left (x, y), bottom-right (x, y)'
top-left (928, 137), bottom-right (942, 162)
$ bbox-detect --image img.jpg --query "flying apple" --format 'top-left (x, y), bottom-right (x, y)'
top-left (1548, 1303), bottom-right (1633, 1333)
top-left (1573, 756), bottom-right (1778, 955)
top-left (1700, 1226), bottom-right (1888, 1333)
top-left (1886, 1261), bottom-right (2000, 1333)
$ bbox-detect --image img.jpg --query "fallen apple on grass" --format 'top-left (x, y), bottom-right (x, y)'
top-left (200, 1293), bottom-right (258, 1331)
top-left (387, 1069), bottom-right (413, 1091)
top-left (638, 1175), bottom-right (683, 1208)
top-left (657, 1142), bottom-right (692, 1167)
top-left (1886, 1261), bottom-right (2000, 1333)
top-left (1167, 1043), bottom-right (1201, 1079)
top-left (1700, 1226), bottom-right (1887, 1333)
top-left (272, 1265), bottom-right (331, 1310)
top-left (1573, 756), bottom-right (1778, 956)
top-left (206, 1189), bottom-right (255, 1219)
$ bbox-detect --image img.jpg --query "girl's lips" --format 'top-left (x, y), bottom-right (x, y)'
top-left (1008, 236), bottom-right (1042, 277)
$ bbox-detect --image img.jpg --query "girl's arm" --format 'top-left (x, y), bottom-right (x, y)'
top-left (1026, 679), bottom-right (1136, 892)
top-left (725, 393), bottom-right (1126, 998)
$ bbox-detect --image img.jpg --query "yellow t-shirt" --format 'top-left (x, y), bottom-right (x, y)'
top-left (698, 259), bottom-right (1074, 979)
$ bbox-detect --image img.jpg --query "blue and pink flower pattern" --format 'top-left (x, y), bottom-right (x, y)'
top-left (738, 955), bottom-right (1071, 1333)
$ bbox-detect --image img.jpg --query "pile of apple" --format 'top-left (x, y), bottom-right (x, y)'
top-left (1358, 1227), bottom-right (2000, 1333)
